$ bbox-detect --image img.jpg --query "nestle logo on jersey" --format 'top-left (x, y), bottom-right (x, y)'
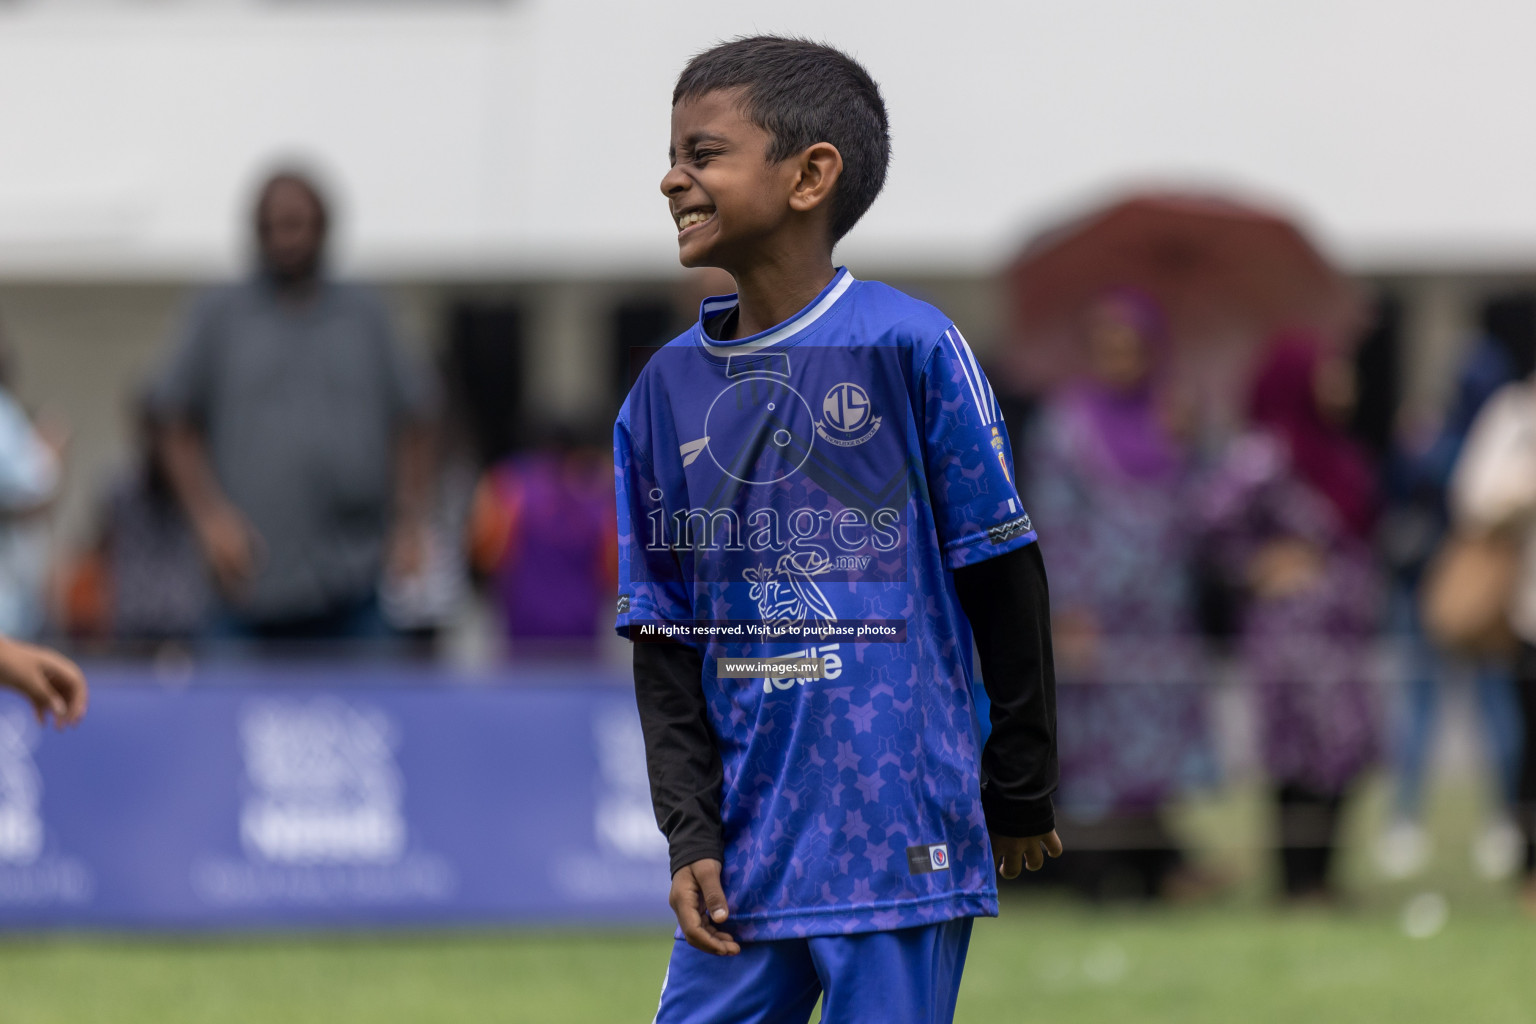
top-left (761, 643), bottom-right (842, 693)
top-left (987, 514), bottom-right (1033, 545)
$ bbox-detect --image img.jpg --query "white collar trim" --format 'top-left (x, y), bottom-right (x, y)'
top-left (699, 269), bottom-right (856, 357)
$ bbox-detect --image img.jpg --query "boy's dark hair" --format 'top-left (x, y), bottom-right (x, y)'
top-left (674, 36), bottom-right (890, 243)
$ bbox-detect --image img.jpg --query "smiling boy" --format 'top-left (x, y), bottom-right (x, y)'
top-left (615, 36), bottom-right (1061, 1024)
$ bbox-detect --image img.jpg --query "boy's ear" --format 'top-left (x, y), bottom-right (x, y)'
top-left (787, 142), bottom-right (843, 215)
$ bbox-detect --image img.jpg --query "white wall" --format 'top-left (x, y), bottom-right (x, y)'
top-left (3, 0), bottom-right (1536, 279)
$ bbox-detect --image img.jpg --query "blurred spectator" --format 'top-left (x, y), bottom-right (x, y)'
top-left (150, 170), bottom-right (434, 653)
top-left (1025, 290), bottom-right (1213, 900)
top-left (378, 380), bottom-right (474, 659)
top-left (0, 328), bottom-right (63, 642)
top-left (1375, 295), bottom-right (1533, 881)
top-left (64, 398), bottom-right (212, 652)
top-left (1446, 367), bottom-right (1536, 915)
top-left (468, 422), bottom-right (615, 659)
top-left (1203, 331), bottom-right (1382, 903)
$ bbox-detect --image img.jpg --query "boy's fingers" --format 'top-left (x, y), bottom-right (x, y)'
top-left (678, 900), bottom-right (739, 956)
top-left (696, 922), bottom-right (741, 957)
top-left (675, 898), bottom-right (709, 951)
top-left (993, 830), bottom-right (1062, 879)
top-left (693, 860), bottom-right (730, 924)
top-left (670, 862), bottom-right (739, 957)
top-left (998, 847), bottom-right (1023, 880)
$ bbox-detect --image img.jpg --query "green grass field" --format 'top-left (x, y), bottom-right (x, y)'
top-left (2, 777), bottom-right (1531, 1023)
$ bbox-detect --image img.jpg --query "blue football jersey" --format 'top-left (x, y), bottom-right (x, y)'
top-left (614, 268), bottom-right (1037, 939)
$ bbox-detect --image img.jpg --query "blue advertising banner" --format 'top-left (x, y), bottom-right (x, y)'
top-left (0, 666), bottom-right (673, 929)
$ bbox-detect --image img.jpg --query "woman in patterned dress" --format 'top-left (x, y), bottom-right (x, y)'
top-left (1202, 331), bottom-right (1382, 901)
top-left (1027, 289), bottom-right (1213, 899)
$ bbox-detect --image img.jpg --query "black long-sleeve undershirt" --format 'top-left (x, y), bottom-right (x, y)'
top-left (953, 542), bottom-right (1059, 838)
top-left (632, 541), bottom-right (1058, 875)
top-left (633, 639), bottom-right (725, 876)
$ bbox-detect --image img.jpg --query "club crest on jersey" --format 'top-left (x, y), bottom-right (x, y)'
top-left (815, 382), bottom-right (882, 448)
top-left (989, 426), bottom-right (1011, 482)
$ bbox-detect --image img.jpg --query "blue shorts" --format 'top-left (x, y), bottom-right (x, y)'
top-left (652, 917), bottom-right (974, 1024)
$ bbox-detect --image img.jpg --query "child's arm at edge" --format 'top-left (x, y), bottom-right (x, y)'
top-left (0, 637), bottom-right (88, 729)
top-left (633, 638), bottom-right (739, 955)
top-left (953, 542), bottom-right (1063, 878)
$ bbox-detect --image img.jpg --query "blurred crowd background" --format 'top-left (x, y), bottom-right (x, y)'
top-left (5, 0), bottom-right (1536, 921)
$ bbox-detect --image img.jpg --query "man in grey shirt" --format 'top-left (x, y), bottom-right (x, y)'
top-left (153, 171), bottom-right (433, 645)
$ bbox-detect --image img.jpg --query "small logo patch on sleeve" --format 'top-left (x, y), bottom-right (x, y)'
top-left (616, 594), bottom-right (631, 615)
top-left (907, 843), bottom-right (950, 874)
top-left (987, 514), bottom-right (1033, 545)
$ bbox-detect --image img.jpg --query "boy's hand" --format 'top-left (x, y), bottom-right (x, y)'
top-left (992, 830), bottom-right (1063, 879)
top-left (669, 859), bottom-right (740, 957)
top-left (0, 639), bottom-right (88, 729)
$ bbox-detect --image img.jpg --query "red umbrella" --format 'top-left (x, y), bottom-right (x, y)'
top-left (1004, 192), bottom-right (1366, 393)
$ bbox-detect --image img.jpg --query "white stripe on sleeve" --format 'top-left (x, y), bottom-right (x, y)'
top-left (944, 329), bottom-right (989, 423)
top-left (948, 327), bottom-right (997, 425)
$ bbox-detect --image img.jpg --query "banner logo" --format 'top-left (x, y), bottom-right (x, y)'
top-left (592, 708), bottom-right (668, 861)
top-left (0, 710), bottom-right (93, 906)
top-left (0, 712), bottom-right (43, 865)
top-left (238, 700), bottom-right (406, 865)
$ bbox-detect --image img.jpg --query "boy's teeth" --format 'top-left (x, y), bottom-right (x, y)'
top-left (678, 210), bottom-right (712, 229)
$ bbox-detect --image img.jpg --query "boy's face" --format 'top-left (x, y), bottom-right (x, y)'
top-left (662, 88), bottom-right (797, 270)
